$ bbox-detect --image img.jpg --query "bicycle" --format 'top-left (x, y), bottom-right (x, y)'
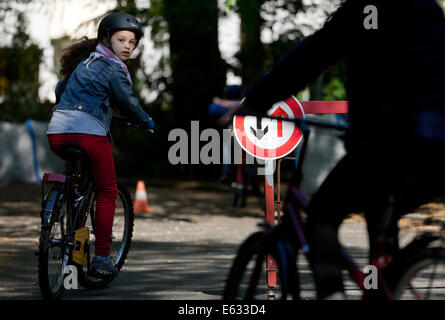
top-left (37, 116), bottom-right (145, 300)
top-left (223, 116), bottom-right (445, 300)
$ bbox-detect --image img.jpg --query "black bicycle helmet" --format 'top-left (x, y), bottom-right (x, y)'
top-left (98, 12), bottom-right (143, 48)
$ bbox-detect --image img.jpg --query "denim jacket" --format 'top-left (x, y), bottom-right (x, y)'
top-left (54, 57), bottom-right (150, 132)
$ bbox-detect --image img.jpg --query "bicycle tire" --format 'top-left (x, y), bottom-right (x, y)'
top-left (38, 186), bottom-right (71, 300)
top-left (223, 230), bottom-right (299, 300)
top-left (77, 182), bottom-right (134, 289)
top-left (390, 245), bottom-right (445, 300)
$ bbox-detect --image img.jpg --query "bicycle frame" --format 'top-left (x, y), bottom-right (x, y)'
top-left (269, 121), bottom-right (396, 299)
top-left (41, 157), bottom-right (95, 263)
top-left (227, 112), bottom-right (445, 300)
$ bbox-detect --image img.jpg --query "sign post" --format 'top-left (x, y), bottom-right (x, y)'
top-left (233, 96), bottom-right (305, 299)
top-left (264, 160), bottom-right (276, 299)
top-left (233, 98), bottom-right (348, 299)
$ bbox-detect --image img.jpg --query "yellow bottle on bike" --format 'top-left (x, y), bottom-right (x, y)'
top-left (72, 227), bottom-right (90, 266)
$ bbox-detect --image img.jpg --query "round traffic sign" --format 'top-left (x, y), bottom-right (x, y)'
top-left (233, 96), bottom-right (305, 160)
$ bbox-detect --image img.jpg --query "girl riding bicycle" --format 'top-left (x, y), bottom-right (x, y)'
top-left (46, 12), bottom-right (154, 278)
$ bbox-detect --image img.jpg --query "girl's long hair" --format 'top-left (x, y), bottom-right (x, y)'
top-left (60, 37), bottom-right (98, 78)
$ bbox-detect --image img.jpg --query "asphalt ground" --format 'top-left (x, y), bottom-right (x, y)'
top-left (0, 180), bottom-right (443, 300)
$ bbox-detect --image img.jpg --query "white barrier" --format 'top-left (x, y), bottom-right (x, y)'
top-left (0, 119), bottom-right (64, 183)
top-left (300, 113), bottom-right (347, 197)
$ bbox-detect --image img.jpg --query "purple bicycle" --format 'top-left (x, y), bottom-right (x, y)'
top-left (223, 116), bottom-right (445, 300)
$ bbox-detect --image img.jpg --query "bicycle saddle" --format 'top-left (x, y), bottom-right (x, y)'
top-left (59, 146), bottom-right (87, 161)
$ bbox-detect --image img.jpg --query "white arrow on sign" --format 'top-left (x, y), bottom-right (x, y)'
top-left (233, 96), bottom-right (305, 160)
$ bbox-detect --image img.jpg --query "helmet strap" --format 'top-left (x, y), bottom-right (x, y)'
top-left (103, 30), bottom-right (115, 54)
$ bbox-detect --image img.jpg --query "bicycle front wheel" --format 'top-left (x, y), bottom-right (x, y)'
top-left (391, 246), bottom-right (445, 300)
top-left (78, 182), bottom-right (134, 289)
top-left (223, 230), bottom-right (298, 300)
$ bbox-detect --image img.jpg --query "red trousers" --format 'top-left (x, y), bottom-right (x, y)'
top-left (48, 133), bottom-right (117, 257)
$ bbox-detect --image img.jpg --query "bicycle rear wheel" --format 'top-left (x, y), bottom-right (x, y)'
top-left (38, 187), bottom-right (71, 300)
top-left (223, 230), bottom-right (299, 300)
top-left (77, 182), bottom-right (134, 289)
top-left (391, 246), bottom-right (445, 300)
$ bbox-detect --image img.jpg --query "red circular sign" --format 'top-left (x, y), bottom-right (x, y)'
top-left (233, 96), bottom-right (305, 160)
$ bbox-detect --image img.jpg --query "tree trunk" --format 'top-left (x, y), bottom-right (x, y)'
top-left (238, 0), bottom-right (265, 88)
top-left (164, 0), bottom-right (227, 129)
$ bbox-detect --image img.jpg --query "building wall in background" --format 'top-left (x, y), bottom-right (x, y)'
top-left (0, 120), bottom-right (64, 183)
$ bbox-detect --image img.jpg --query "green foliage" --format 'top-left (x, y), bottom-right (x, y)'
top-left (237, 0), bottom-right (265, 86)
top-left (261, 0), bottom-right (306, 70)
top-left (0, 10), bottom-right (49, 122)
top-left (232, 0), bottom-right (307, 87)
top-left (225, 0), bottom-right (238, 13)
top-left (256, 1), bottom-right (346, 102)
top-left (323, 77), bottom-right (347, 101)
top-left (322, 59), bottom-right (347, 101)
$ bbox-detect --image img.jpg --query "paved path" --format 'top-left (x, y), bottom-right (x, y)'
top-left (0, 180), bottom-right (439, 300)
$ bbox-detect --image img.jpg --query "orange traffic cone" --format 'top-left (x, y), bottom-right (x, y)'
top-left (134, 180), bottom-right (153, 213)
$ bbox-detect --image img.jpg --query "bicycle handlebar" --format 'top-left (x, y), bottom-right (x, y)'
top-left (112, 114), bottom-right (154, 133)
top-left (266, 115), bottom-right (348, 131)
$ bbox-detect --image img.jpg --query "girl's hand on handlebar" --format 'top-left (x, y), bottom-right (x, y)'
top-left (142, 118), bottom-right (155, 133)
top-left (146, 118), bottom-right (155, 130)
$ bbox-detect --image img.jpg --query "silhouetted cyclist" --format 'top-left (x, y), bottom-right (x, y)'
top-left (229, 0), bottom-right (445, 299)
